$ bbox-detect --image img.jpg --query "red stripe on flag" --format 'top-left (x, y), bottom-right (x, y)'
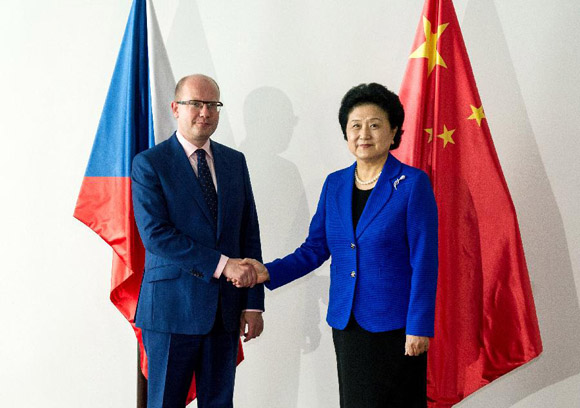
top-left (74, 176), bottom-right (144, 280)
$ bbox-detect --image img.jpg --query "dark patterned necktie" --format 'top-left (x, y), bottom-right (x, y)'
top-left (195, 149), bottom-right (218, 224)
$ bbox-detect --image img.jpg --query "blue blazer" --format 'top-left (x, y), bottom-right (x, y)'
top-left (266, 155), bottom-right (438, 336)
top-left (131, 134), bottom-right (263, 335)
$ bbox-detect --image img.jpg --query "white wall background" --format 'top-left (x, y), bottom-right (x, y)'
top-left (1, 0), bottom-right (579, 406)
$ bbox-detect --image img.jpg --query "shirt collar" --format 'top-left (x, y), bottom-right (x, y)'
top-left (176, 131), bottom-right (213, 160)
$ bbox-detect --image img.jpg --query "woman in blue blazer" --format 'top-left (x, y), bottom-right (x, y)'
top-left (242, 83), bottom-right (438, 408)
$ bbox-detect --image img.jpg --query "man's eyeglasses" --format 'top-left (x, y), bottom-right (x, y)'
top-left (175, 100), bottom-right (223, 112)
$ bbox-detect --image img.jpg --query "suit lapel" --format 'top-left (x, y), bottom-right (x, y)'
top-left (334, 163), bottom-right (356, 241)
top-left (167, 134), bottom-right (216, 228)
top-left (211, 141), bottom-right (233, 241)
top-left (355, 155), bottom-right (403, 239)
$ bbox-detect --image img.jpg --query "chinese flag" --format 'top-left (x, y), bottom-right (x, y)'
top-left (393, 0), bottom-right (542, 406)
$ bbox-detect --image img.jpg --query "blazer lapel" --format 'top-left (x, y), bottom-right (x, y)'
top-left (167, 134), bottom-right (216, 227)
top-left (211, 141), bottom-right (233, 241)
top-left (334, 163), bottom-right (356, 241)
top-left (355, 155), bottom-right (404, 239)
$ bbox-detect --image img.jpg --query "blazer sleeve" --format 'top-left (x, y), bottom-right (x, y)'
top-left (405, 171), bottom-right (439, 336)
top-left (239, 154), bottom-right (264, 310)
top-left (265, 177), bottom-right (331, 290)
top-left (131, 152), bottom-right (222, 282)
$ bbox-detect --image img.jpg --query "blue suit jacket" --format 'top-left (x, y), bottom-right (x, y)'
top-left (266, 155), bottom-right (438, 336)
top-left (131, 134), bottom-right (263, 335)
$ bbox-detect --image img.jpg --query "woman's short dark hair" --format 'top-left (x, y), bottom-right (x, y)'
top-left (338, 83), bottom-right (405, 150)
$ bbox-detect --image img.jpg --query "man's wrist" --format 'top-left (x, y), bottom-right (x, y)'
top-left (214, 255), bottom-right (229, 278)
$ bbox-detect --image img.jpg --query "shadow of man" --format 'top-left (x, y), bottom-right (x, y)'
top-left (237, 86), bottom-right (329, 407)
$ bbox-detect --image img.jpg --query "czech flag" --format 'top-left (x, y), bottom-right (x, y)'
top-left (73, 0), bottom-right (176, 396)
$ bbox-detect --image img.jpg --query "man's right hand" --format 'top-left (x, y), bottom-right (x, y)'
top-left (223, 258), bottom-right (258, 288)
top-left (237, 258), bottom-right (270, 287)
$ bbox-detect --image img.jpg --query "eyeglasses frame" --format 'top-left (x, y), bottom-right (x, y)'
top-left (175, 100), bottom-right (224, 112)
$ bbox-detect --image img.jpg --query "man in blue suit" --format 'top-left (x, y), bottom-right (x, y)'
top-left (131, 74), bottom-right (264, 408)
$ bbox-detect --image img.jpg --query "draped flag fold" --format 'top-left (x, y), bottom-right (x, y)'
top-left (73, 0), bottom-right (243, 403)
top-left (393, 0), bottom-right (542, 406)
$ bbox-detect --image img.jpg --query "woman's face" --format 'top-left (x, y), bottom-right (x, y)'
top-left (346, 103), bottom-right (397, 163)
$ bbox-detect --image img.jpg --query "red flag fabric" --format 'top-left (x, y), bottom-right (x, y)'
top-left (393, 0), bottom-right (542, 406)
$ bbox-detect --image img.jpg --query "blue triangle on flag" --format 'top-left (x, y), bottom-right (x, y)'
top-left (85, 0), bottom-right (151, 178)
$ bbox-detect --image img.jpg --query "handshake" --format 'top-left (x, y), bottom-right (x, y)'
top-left (222, 258), bottom-right (270, 288)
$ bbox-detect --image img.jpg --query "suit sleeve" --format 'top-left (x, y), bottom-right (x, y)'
top-left (265, 177), bottom-right (331, 290)
top-left (131, 153), bottom-right (221, 282)
top-left (405, 171), bottom-right (439, 336)
top-left (239, 154), bottom-right (264, 310)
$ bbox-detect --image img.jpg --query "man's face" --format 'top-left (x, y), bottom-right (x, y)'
top-left (171, 77), bottom-right (220, 146)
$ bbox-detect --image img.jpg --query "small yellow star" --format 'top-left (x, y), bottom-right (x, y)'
top-left (437, 125), bottom-right (456, 148)
top-left (425, 128), bottom-right (434, 143)
top-left (409, 16), bottom-right (449, 75)
top-left (468, 105), bottom-right (486, 127)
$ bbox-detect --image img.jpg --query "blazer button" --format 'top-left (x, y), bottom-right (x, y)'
top-left (350, 271), bottom-right (356, 278)
top-left (350, 243), bottom-right (356, 249)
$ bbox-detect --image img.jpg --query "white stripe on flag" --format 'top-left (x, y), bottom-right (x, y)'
top-left (147, 0), bottom-right (176, 145)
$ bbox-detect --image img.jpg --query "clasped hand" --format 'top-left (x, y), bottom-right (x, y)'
top-left (223, 258), bottom-right (269, 288)
top-left (222, 258), bottom-right (259, 287)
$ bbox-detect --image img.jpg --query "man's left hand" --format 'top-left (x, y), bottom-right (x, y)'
top-left (240, 311), bottom-right (264, 342)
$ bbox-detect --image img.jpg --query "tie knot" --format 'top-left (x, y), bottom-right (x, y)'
top-left (195, 149), bottom-right (206, 159)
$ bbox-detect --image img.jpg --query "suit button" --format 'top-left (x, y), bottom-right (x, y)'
top-left (350, 243), bottom-right (356, 249)
top-left (350, 271), bottom-right (356, 278)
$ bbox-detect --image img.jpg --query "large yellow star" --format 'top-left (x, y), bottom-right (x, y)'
top-left (425, 128), bottom-right (434, 142)
top-left (409, 16), bottom-right (449, 75)
top-left (468, 104), bottom-right (486, 127)
top-left (437, 125), bottom-right (456, 148)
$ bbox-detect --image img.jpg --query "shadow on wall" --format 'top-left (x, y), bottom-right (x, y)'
top-left (457, 0), bottom-right (580, 406)
top-left (166, 2), bottom-right (334, 403)
top-left (166, 0), bottom-right (236, 148)
top-left (239, 86), bottom-right (331, 407)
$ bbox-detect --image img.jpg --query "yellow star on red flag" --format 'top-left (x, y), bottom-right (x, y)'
top-left (437, 125), bottom-right (456, 147)
top-left (409, 16), bottom-right (449, 75)
top-left (468, 105), bottom-right (486, 127)
top-left (425, 128), bottom-right (434, 142)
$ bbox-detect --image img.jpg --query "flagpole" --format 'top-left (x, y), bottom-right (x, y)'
top-left (137, 346), bottom-right (147, 408)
